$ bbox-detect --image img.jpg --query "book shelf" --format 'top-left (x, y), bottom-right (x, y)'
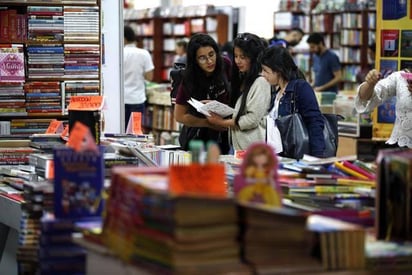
top-left (273, 10), bottom-right (311, 74)
top-left (144, 83), bottom-right (180, 145)
top-left (0, 0), bottom-right (102, 136)
top-left (124, 6), bottom-right (229, 83)
top-left (340, 9), bottom-right (376, 90)
top-left (276, 1), bottom-right (376, 92)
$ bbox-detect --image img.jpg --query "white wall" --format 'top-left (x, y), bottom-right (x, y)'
top-left (101, 0), bottom-right (123, 133)
top-left (131, 0), bottom-right (279, 39)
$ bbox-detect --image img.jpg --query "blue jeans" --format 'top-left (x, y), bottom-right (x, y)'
top-left (125, 103), bottom-right (145, 130)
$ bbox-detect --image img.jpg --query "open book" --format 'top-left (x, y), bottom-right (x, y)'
top-left (187, 97), bottom-right (234, 117)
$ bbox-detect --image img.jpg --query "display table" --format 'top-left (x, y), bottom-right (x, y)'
top-left (0, 196), bottom-right (21, 275)
top-left (73, 235), bottom-right (150, 275)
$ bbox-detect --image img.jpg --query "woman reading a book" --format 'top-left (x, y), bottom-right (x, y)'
top-left (174, 33), bottom-right (231, 153)
top-left (205, 32), bottom-right (271, 151)
top-left (259, 46), bottom-right (326, 157)
top-left (356, 68), bottom-right (412, 148)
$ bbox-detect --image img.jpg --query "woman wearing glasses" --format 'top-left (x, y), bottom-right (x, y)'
top-left (206, 33), bottom-right (271, 151)
top-left (174, 33), bottom-right (231, 153)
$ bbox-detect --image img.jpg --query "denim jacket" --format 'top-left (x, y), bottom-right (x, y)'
top-left (277, 79), bottom-right (325, 157)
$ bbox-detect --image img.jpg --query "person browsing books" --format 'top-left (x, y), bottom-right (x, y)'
top-left (259, 46), bottom-right (326, 157)
top-left (205, 33), bottom-right (271, 151)
top-left (174, 33), bottom-right (231, 153)
top-left (123, 25), bottom-right (154, 130)
top-left (306, 33), bottom-right (342, 93)
top-left (356, 68), bottom-right (412, 148)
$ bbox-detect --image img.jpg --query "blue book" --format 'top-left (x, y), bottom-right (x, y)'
top-left (53, 146), bottom-right (104, 220)
top-left (382, 0), bottom-right (407, 20)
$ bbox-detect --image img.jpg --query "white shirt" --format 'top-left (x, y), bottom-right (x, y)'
top-left (355, 71), bottom-right (412, 148)
top-left (123, 43), bottom-right (154, 104)
top-left (266, 91), bottom-right (283, 153)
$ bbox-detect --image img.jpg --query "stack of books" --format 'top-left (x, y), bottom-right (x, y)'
top-left (239, 203), bottom-right (323, 274)
top-left (103, 166), bottom-right (249, 274)
top-left (17, 180), bottom-right (53, 274)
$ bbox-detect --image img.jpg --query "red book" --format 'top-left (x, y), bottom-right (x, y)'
top-left (342, 160), bottom-right (376, 180)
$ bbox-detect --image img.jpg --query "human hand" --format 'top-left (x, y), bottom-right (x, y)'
top-left (365, 69), bottom-right (381, 86)
top-left (206, 113), bottom-right (227, 131)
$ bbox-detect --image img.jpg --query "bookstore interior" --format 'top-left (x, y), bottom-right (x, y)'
top-left (1, 0), bottom-right (412, 274)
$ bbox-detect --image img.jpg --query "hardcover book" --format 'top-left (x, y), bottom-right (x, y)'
top-left (0, 45), bottom-right (25, 82)
top-left (381, 29), bottom-right (399, 57)
top-left (53, 146), bottom-right (104, 220)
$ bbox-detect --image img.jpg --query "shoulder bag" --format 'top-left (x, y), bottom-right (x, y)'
top-left (276, 91), bottom-right (341, 159)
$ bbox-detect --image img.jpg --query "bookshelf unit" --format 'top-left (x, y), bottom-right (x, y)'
top-left (340, 9), bottom-right (376, 90)
top-left (124, 6), bottom-right (229, 83)
top-left (0, 0), bottom-right (101, 136)
top-left (144, 83), bottom-right (180, 145)
top-left (273, 10), bottom-right (310, 74)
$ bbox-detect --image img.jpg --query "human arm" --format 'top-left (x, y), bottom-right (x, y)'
top-left (174, 103), bottom-right (210, 128)
top-left (296, 81), bottom-right (325, 157)
top-left (357, 69), bottom-right (380, 101)
top-left (355, 70), bottom-right (398, 113)
top-left (144, 70), bottom-right (154, 81)
top-left (314, 69), bottom-right (342, 92)
top-left (236, 77), bottom-right (271, 130)
top-left (143, 50), bottom-right (155, 81)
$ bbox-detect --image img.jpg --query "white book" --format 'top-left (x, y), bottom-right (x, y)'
top-left (187, 97), bottom-right (234, 117)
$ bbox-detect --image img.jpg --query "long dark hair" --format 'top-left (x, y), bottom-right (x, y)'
top-left (182, 33), bottom-right (226, 99)
top-left (258, 46), bottom-right (305, 81)
top-left (230, 33), bottom-right (266, 125)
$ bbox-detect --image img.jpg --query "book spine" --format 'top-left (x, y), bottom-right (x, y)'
top-left (333, 161), bottom-right (369, 180)
top-left (342, 160), bottom-right (376, 180)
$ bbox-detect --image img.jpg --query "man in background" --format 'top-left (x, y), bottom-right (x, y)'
top-left (174, 39), bottom-right (188, 64)
top-left (123, 25), bottom-right (154, 130)
top-left (269, 27), bottom-right (305, 51)
top-left (307, 32), bottom-right (342, 93)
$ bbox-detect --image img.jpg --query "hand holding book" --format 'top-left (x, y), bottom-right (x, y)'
top-left (187, 97), bottom-right (234, 117)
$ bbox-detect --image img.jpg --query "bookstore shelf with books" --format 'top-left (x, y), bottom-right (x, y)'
top-left (124, 5), bottom-right (229, 83)
top-left (144, 83), bottom-right (181, 145)
top-left (0, 0), bottom-right (101, 137)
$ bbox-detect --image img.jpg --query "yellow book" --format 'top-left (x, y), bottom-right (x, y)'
top-left (333, 161), bottom-right (369, 180)
top-left (336, 178), bottom-right (376, 187)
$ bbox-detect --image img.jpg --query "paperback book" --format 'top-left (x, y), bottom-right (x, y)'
top-left (53, 146), bottom-right (104, 220)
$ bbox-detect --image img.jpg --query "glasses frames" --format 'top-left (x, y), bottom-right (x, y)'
top-left (197, 51), bottom-right (216, 64)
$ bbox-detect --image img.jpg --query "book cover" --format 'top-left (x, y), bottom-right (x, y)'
top-left (0, 46), bottom-right (25, 82)
top-left (400, 59), bottom-right (412, 71)
top-left (53, 146), bottom-right (104, 220)
top-left (382, 0), bottom-right (407, 20)
top-left (400, 30), bottom-right (412, 58)
top-left (377, 96), bottom-right (396, 124)
top-left (379, 59), bottom-right (398, 75)
top-left (382, 152), bottom-right (412, 241)
top-left (187, 97), bottom-right (234, 117)
top-left (381, 30), bottom-right (399, 57)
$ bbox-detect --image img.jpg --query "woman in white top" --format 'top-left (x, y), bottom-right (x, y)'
top-left (206, 33), bottom-right (271, 151)
top-left (356, 69), bottom-right (412, 148)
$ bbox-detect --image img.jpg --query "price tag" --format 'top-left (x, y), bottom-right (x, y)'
top-left (45, 119), bottom-right (63, 134)
top-left (169, 164), bottom-right (226, 197)
top-left (66, 121), bottom-right (97, 152)
top-left (68, 95), bottom-right (104, 111)
top-left (126, 112), bottom-right (143, 135)
top-left (45, 159), bottom-right (54, 180)
top-left (60, 124), bottom-right (69, 141)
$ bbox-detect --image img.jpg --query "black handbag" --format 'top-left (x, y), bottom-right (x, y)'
top-left (178, 125), bottom-right (202, 150)
top-left (322, 113), bottom-right (341, 158)
top-left (276, 91), bottom-right (310, 160)
top-left (276, 112), bottom-right (310, 159)
top-left (276, 91), bottom-right (341, 159)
